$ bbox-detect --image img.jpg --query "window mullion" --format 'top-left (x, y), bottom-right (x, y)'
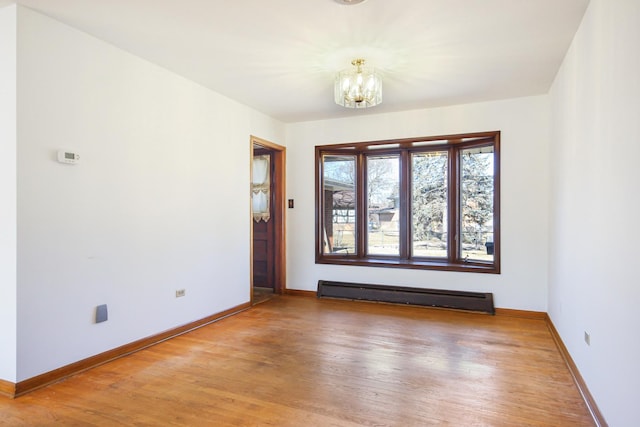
top-left (448, 146), bottom-right (460, 263)
top-left (399, 150), bottom-right (410, 259)
top-left (356, 153), bottom-right (367, 258)
top-left (316, 151), bottom-right (324, 257)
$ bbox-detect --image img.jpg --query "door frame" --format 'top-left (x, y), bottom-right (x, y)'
top-left (250, 135), bottom-right (286, 299)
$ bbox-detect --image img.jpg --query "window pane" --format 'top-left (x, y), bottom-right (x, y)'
top-left (460, 146), bottom-right (494, 262)
top-left (322, 155), bottom-right (357, 255)
top-left (412, 152), bottom-right (448, 257)
top-left (367, 155), bottom-right (400, 256)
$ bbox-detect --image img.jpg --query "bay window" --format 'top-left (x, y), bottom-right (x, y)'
top-left (316, 131), bottom-right (500, 273)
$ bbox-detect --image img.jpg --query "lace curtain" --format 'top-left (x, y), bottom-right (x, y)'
top-left (252, 155), bottom-right (270, 222)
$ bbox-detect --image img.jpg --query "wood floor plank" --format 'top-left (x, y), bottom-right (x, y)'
top-left (0, 296), bottom-right (594, 426)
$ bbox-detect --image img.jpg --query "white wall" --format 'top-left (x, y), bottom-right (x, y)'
top-left (548, 1), bottom-right (640, 425)
top-left (286, 95), bottom-right (550, 311)
top-left (14, 6), bottom-right (284, 381)
top-left (0, 4), bottom-right (17, 383)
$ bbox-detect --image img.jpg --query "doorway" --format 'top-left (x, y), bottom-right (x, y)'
top-left (251, 136), bottom-right (285, 304)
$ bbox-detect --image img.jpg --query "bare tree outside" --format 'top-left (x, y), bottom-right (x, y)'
top-left (460, 146), bottom-right (494, 261)
top-left (412, 151), bottom-right (448, 257)
top-left (322, 145), bottom-right (495, 261)
top-left (367, 156), bottom-right (399, 255)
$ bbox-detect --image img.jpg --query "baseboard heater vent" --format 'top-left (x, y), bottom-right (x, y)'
top-left (317, 280), bottom-right (495, 315)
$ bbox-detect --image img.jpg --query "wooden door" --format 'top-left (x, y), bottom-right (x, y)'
top-left (252, 150), bottom-right (275, 289)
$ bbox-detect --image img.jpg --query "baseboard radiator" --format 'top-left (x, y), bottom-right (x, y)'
top-left (317, 280), bottom-right (495, 314)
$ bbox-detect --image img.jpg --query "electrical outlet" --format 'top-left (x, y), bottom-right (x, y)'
top-left (584, 331), bottom-right (590, 346)
top-left (175, 289), bottom-right (186, 298)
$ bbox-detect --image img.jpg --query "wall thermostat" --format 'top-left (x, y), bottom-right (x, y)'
top-left (57, 150), bottom-right (80, 164)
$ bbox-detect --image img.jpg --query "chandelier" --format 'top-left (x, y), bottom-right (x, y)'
top-left (334, 58), bottom-right (382, 108)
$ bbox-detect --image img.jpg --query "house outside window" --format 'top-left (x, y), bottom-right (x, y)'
top-left (316, 131), bottom-right (500, 274)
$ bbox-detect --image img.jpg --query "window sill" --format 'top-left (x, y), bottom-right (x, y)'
top-left (316, 256), bottom-right (500, 274)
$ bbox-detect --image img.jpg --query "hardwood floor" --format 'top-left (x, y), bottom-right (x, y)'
top-left (0, 296), bottom-right (594, 426)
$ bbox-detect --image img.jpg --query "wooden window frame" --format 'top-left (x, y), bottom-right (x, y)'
top-left (315, 131), bottom-right (501, 274)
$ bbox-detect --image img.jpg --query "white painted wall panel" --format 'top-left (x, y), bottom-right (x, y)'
top-left (0, 4), bottom-right (17, 383)
top-left (548, 1), bottom-right (640, 425)
top-left (15, 6), bottom-right (284, 381)
top-left (286, 95), bottom-right (550, 311)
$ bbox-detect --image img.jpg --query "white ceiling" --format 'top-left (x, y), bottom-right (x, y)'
top-left (2, 0), bottom-right (589, 123)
